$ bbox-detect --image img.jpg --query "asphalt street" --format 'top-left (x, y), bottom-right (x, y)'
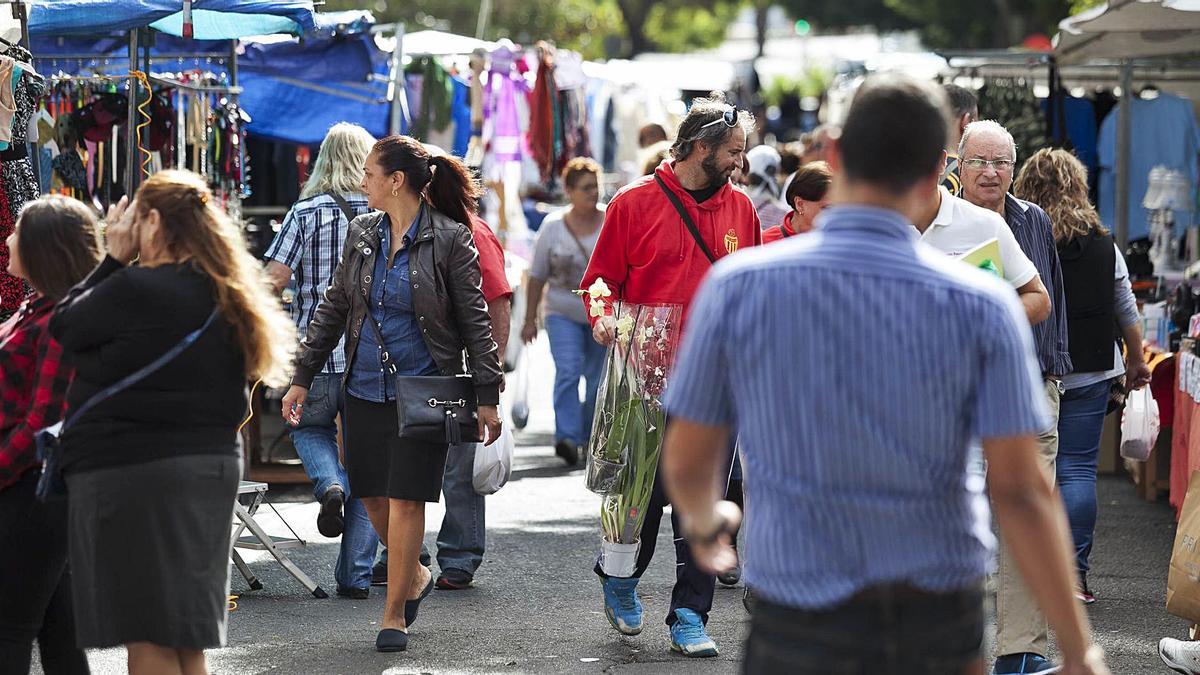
top-left (38, 339), bottom-right (1191, 674)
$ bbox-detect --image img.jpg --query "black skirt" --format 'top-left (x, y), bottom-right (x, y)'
top-left (343, 394), bottom-right (450, 502)
top-left (65, 453), bottom-right (241, 649)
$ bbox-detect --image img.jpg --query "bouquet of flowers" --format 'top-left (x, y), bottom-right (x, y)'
top-left (577, 279), bottom-right (682, 577)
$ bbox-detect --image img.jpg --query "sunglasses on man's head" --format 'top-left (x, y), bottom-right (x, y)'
top-left (698, 107), bottom-right (739, 131)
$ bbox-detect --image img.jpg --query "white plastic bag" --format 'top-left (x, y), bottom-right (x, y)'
top-left (473, 422), bottom-right (515, 495)
top-left (1120, 387), bottom-right (1160, 461)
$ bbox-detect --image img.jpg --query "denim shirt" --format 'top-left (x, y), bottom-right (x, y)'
top-left (346, 210), bottom-right (438, 402)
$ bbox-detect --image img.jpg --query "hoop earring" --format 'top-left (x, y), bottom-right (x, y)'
top-left (391, 188), bottom-right (398, 197)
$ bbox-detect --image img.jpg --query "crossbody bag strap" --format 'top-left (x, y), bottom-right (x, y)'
top-left (359, 283), bottom-right (398, 376)
top-left (326, 191), bottom-right (357, 224)
top-left (62, 307), bottom-right (220, 434)
top-left (654, 175), bottom-right (717, 264)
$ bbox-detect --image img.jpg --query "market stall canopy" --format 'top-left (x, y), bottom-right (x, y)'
top-left (30, 0), bottom-right (315, 39)
top-left (1055, 0), bottom-right (1200, 64)
top-left (375, 29), bottom-right (497, 57)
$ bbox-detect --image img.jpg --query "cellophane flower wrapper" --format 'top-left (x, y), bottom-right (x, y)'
top-left (584, 302), bottom-right (683, 545)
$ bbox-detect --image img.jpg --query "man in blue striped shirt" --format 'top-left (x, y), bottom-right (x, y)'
top-left (960, 120), bottom-right (1075, 675)
top-left (660, 75), bottom-right (1108, 674)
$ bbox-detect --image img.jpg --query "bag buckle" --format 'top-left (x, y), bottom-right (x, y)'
top-left (427, 398), bottom-right (466, 408)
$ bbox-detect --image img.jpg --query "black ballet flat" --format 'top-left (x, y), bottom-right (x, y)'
top-left (375, 628), bottom-right (408, 652)
top-left (404, 573), bottom-right (435, 627)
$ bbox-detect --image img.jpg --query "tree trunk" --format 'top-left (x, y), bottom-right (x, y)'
top-left (616, 0), bottom-right (654, 57)
top-left (755, 1), bottom-right (769, 59)
top-left (992, 0), bottom-right (1013, 47)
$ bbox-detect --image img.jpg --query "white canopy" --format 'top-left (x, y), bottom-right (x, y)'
top-left (1055, 0), bottom-right (1200, 64)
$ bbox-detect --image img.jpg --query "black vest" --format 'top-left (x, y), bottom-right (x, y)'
top-left (1058, 231), bottom-right (1117, 373)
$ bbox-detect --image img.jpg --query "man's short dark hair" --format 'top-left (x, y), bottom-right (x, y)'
top-left (670, 92), bottom-right (755, 162)
top-left (943, 83), bottom-right (978, 119)
top-left (840, 75), bottom-right (951, 195)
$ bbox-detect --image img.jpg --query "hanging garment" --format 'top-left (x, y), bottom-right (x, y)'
top-left (3, 71), bottom-right (45, 219)
top-left (0, 57), bottom-right (17, 149)
top-left (407, 56), bottom-right (453, 141)
top-left (451, 76), bottom-right (471, 158)
top-left (557, 87), bottom-right (590, 172)
top-left (0, 185), bottom-right (21, 316)
top-left (1098, 92), bottom-right (1200, 240)
top-left (528, 47), bottom-right (556, 182)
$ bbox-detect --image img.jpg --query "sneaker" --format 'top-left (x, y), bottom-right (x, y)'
top-left (669, 608), bottom-right (719, 658)
top-left (436, 568), bottom-right (474, 590)
top-left (335, 585), bottom-right (368, 600)
top-left (371, 561), bottom-right (387, 586)
top-left (555, 440), bottom-right (580, 467)
top-left (991, 652), bottom-right (1059, 674)
top-left (1161, 638), bottom-right (1200, 674)
top-left (600, 577), bottom-right (643, 635)
top-left (316, 487), bottom-right (345, 538)
top-left (1076, 575), bottom-right (1096, 604)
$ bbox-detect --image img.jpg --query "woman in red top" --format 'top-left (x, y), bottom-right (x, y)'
top-left (762, 161), bottom-right (832, 244)
top-left (0, 196), bottom-right (102, 674)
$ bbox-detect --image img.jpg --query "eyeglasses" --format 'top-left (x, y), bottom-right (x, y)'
top-left (697, 107), bottom-right (738, 132)
top-left (962, 157), bottom-right (1015, 172)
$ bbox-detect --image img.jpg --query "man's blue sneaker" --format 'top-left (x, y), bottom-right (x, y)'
top-left (669, 608), bottom-right (719, 658)
top-left (600, 577), bottom-right (643, 635)
top-left (992, 652), bottom-right (1060, 674)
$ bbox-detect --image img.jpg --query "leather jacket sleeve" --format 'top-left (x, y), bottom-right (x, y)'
top-left (446, 223), bottom-right (502, 406)
top-left (291, 219), bottom-right (359, 389)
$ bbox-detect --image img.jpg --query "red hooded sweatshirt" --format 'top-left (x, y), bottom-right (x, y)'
top-left (581, 160), bottom-right (761, 327)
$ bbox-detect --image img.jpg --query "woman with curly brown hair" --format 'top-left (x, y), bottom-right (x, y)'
top-left (50, 170), bottom-right (296, 675)
top-left (1014, 148), bottom-right (1151, 605)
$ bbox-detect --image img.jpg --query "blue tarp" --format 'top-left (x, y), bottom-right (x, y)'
top-left (30, 0), bottom-right (315, 39)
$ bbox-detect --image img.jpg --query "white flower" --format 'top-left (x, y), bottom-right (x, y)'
top-left (616, 316), bottom-right (635, 343)
top-left (589, 298), bottom-right (607, 318)
top-left (586, 278), bottom-right (612, 300)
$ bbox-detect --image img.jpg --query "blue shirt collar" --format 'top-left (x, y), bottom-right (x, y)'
top-left (1003, 193), bottom-right (1030, 227)
top-left (816, 204), bottom-right (919, 242)
top-left (377, 206), bottom-right (424, 248)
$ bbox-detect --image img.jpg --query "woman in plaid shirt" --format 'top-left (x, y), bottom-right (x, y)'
top-left (0, 196), bottom-right (101, 674)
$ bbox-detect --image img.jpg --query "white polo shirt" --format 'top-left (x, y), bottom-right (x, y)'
top-left (918, 187), bottom-right (1038, 289)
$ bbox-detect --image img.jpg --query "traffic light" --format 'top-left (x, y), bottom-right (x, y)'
top-left (794, 19), bottom-right (811, 36)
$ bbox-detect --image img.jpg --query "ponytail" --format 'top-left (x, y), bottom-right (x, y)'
top-left (425, 154), bottom-right (482, 229)
top-left (372, 135), bottom-right (482, 228)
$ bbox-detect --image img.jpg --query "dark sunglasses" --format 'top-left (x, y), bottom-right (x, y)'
top-left (697, 106), bottom-right (739, 132)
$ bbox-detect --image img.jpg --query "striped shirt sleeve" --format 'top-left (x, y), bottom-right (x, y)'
top-left (974, 290), bottom-right (1052, 439)
top-left (264, 206), bottom-right (305, 271)
top-left (662, 272), bottom-right (735, 427)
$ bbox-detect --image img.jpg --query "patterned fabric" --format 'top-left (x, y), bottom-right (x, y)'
top-left (263, 192), bottom-right (370, 375)
top-left (0, 296), bottom-right (72, 490)
top-left (0, 183), bottom-right (20, 316)
top-left (663, 205), bottom-right (1050, 611)
top-left (3, 70), bottom-right (44, 218)
top-left (1003, 194), bottom-right (1072, 377)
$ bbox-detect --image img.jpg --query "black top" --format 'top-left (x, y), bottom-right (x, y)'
top-left (50, 256), bottom-right (247, 474)
top-left (685, 182), bottom-right (722, 204)
top-left (1058, 231), bottom-right (1117, 373)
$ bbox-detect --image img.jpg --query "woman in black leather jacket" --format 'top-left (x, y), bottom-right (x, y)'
top-left (282, 135), bottom-right (502, 653)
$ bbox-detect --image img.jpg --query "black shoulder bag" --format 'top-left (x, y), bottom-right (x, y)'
top-left (358, 229), bottom-right (481, 446)
top-left (655, 175), bottom-right (717, 263)
top-left (35, 308), bottom-right (220, 501)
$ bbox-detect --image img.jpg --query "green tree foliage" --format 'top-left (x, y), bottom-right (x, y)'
top-left (325, 0), bottom-right (737, 59)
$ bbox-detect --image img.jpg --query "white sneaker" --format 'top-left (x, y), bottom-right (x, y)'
top-left (1160, 638), bottom-right (1200, 674)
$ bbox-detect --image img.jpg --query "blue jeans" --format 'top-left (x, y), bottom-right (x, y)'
top-left (291, 374), bottom-right (379, 590)
top-left (545, 314), bottom-right (606, 446)
top-left (435, 441), bottom-right (485, 575)
top-left (1055, 379), bottom-right (1113, 576)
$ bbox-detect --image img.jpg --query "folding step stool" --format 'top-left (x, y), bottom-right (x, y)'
top-left (231, 481), bottom-right (328, 599)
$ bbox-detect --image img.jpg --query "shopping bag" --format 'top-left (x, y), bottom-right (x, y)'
top-left (1121, 386), bottom-right (1161, 461)
top-left (1168, 472), bottom-right (1200, 622)
top-left (473, 422), bottom-right (514, 495)
top-left (510, 350), bottom-right (531, 430)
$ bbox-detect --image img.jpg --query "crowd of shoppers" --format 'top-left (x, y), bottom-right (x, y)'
top-left (0, 63), bottom-right (1164, 675)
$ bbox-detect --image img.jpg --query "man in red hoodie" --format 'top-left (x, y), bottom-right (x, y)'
top-left (582, 94), bottom-right (760, 658)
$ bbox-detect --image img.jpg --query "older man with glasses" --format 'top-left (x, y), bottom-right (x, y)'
top-left (960, 119), bottom-right (1073, 675)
